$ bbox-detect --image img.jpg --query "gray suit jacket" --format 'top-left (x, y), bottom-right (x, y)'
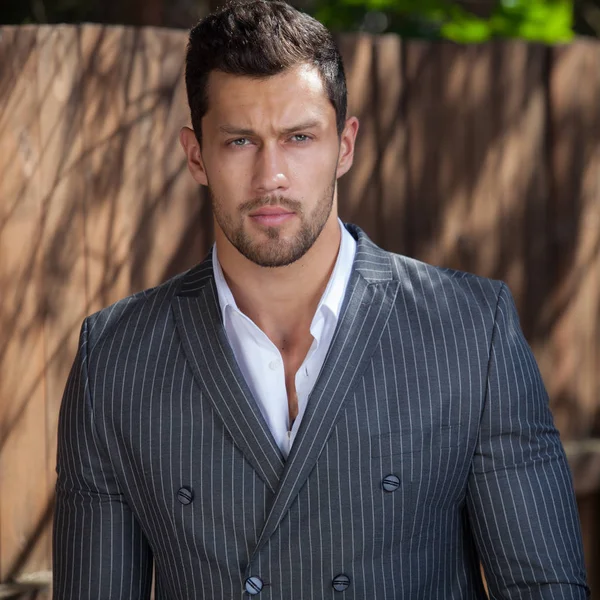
top-left (53, 223), bottom-right (589, 599)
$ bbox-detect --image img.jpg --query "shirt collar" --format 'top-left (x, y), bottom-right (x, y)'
top-left (212, 218), bottom-right (357, 330)
top-left (314, 218), bottom-right (356, 321)
top-left (212, 242), bottom-right (238, 318)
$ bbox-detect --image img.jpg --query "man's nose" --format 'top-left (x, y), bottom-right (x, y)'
top-left (252, 143), bottom-right (289, 194)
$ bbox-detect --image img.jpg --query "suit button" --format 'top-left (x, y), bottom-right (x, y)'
top-left (332, 573), bottom-right (351, 592)
top-left (245, 576), bottom-right (264, 595)
top-left (177, 486), bottom-right (194, 505)
top-left (381, 474), bottom-right (400, 492)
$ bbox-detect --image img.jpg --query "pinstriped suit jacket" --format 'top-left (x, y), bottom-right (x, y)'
top-left (53, 223), bottom-right (589, 599)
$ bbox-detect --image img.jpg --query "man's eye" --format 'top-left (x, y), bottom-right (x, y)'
top-left (230, 138), bottom-right (250, 146)
top-left (291, 134), bottom-right (310, 143)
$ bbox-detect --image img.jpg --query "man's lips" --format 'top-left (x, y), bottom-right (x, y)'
top-left (249, 206), bottom-right (294, 217)
top-left (249, 206), bottom-right (295, 225)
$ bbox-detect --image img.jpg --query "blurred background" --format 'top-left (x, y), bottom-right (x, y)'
top-left (1, 0), bottom-right (599, 598)
top-left (2, 0), bottom-right (600, 39)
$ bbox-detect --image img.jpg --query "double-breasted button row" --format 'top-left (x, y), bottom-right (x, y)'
top-left (179, 477), bottom-right (398, 507)
top-left (243, 574), bottom-right (351, 595)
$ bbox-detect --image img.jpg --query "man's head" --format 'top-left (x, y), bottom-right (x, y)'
top-left (180, 0), bottom-right (359, 268)
top-left (185, 0), bottom-right (348, 144)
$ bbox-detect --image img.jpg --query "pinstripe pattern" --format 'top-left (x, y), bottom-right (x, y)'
top-left (53, 223), bottom-right (589, 599)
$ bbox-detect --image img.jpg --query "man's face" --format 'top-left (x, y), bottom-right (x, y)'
top-left (181, 64), bottom-right (358, 267)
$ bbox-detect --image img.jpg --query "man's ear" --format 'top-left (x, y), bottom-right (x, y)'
top-left (336, 116), bottom-right (359, 179)
top-left (179, 126), bottom-right (208, 186)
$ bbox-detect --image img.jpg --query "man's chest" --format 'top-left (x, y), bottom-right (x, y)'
top-left (94, 307), bottom-right (489, 545)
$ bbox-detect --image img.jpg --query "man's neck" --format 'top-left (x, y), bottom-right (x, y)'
top-left (215, 215), bottom-right (342, 351)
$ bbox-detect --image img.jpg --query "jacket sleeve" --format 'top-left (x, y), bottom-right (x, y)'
top-left (465, 284), bottom-right (590, 599)
top-left (52, 318), bottom-right (153, 599)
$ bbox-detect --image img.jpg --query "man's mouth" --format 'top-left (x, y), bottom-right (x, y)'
top-left (249, 206), bottom-right (295, 225)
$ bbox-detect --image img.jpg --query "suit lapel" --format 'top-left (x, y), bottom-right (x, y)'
top-left (250, 225), bottom-right (399, 561)
top-left (172, 252), bottom-right (285, 494)
top-left (172, 226), bottom-right (399, 550)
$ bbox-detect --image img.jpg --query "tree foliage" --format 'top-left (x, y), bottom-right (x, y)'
top-left (2, 0), bottom-right (599, 44)
top-left (311, 0), bottom-right (574, 42)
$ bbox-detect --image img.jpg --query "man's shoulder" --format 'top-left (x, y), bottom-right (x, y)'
top-left (348, 223), bottom-right (504, 307)
top-left (382, 248), bottom-right (505, 314)
top-left (392, 250), bottom-right (501, 289)
top-left (83, 267), bottom-right (191, 348)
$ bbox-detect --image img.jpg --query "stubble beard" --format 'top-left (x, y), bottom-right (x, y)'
top-left (210, 179), bottom-right (336, 268)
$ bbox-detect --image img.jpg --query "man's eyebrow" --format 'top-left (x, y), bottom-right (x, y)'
top-left (218, 125), bottom-right (255, 136)
top-left (218, 120), bottom-right (323, 136)
top-left (280, 120), bottom-right (323, 134)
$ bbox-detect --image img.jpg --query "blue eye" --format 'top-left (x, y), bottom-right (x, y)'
top-left (231, 138), bottom-right (250, 146)
top-left (292, 134), bottom-right (310, 143)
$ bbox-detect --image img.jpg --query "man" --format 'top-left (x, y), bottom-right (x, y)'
top-left (52, 1), bottom-right (589, 598)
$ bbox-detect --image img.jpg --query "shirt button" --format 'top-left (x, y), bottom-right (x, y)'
top-left (269, 360), bottom-right (279, 371)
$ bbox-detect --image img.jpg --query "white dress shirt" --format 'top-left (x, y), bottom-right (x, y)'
top-left (212, 219), bottom-right (357, 458)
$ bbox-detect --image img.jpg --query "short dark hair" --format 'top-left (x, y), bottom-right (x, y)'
top-left (184, 0), bottom-right (347, 142)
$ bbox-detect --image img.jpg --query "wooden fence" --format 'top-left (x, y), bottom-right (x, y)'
top-left (0, 24), bottom-right (599, 596)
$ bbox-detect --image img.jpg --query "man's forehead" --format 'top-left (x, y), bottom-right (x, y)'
top-left (205, 64), bottom-right (332, 115)
top-left (208, 63), bottom-right (325, 91)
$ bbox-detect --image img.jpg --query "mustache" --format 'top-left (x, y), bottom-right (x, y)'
top-left (240, 195), bottom-right (303, 214)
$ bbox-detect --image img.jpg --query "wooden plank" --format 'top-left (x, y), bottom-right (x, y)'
top-left (336, 33), bottom-right (380, 242)
top-left (36, 24), bottom-right (86, 584)
top-left (81, 25), bottom-right (137, 312)
top-left (512, 44), bottom-right (549, 366)
top-left (118, 25), bottom-right (167, 295)
top-left (455, 43), bottom-right (503, 279)
top-left (0, 26), bottom-right (47, 581)
top-left (81, 25), bottom-right (208, 311)
top-left (477, 41), bottom-right (546, 316)
top-left (403, 39), bottom-right (439, 262)
top-left (372, 34), bottom-right (407, 256)
top-left (547, 40), bottom-right (600, 440)
top-left (493, 42), bottom-right (549, 367)
top-left (403, 40), bottom-right (481, 266)
top-left (157, 29), bottom-right (214, 277)
top-left (125, 27), bottom-right (209, 291)
top-left (434, 42), bottom-right (477, 273)
top-left (434, 42), bottom-right (484, 273)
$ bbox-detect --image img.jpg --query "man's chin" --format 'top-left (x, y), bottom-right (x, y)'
top-left (244, 249), bottom-right (303, 269)
top-left (236, 238), bottom-right (309, 268)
